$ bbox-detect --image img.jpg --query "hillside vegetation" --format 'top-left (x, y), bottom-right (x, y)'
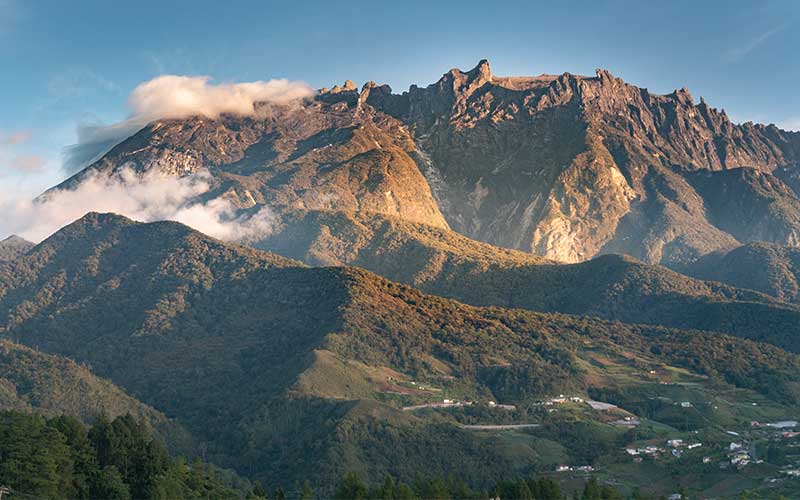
top-left (0, 411), bottom-right (248, 499)
top-left (0, 235), bottom-right (33, 262)
top-left (2, 213), bottom-right (800, 496)
top-left (682, 242), bottom-right (800, 304)
top-left (255, 209), bottom-right (800, 352)
top-left (0, 339), bottom-right (163, 423)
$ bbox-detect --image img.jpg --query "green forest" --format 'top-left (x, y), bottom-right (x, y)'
top-left (0, 411), bottom-right (244, 499)
top-left (0, 410), bottom-right (681, 500)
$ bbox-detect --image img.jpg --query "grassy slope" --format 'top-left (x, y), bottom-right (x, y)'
top-left (0, 337), bottom-right (199, 458)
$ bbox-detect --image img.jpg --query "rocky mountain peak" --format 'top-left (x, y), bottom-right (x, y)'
top-left (48, 60), bottom-right (800, 268)
top-left (594, 68), bottom-right (616, 84)
top-left (321, 79), bottom-right (359, 94)
top-left (359, 81), bottom-right (393, 102)
top-left (353, 61), bottom-right (800, 265)
top-left (446, 59), bottom-right (493, 93)
top-left (669, 86), bottom-right (695, 106)
top-left (466, 58), bottom-right (493, 80)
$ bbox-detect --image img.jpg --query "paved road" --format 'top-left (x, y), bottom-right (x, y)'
top-left (402, 402), bottom-right (469, 411)
top-left (458, 424), bottom-right (540, 430)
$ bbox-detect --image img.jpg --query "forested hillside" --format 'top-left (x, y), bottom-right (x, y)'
top-left (2, 213), bottom-right (800, 496)
top-left (255, 209), bottom-right (800, 352)
top-left (0, 411), bottom-right (250, 499)
top-left (683, 242), bottom-right (800, 304)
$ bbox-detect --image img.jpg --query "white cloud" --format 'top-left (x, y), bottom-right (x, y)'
top-left (63, 75), bottom-right (315, 174)
top-left (12, 75), bottom-right (311, 242)
top-left (723, 23), bottom-right (788, 63)
top-left (0, 167), bottom-right (275, 243)
top-left (129, 75), bottom-right (313, 119)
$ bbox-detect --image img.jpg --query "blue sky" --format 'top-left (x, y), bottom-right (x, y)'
top-left (1, 0), bottom-right (798, 194)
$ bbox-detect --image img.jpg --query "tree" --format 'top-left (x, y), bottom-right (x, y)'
top-left (582, 478), bottom-right (602, 500)
top-left (250, 482), bottom-right (268, 499)
top-left (300, 481), bottom-right (315, 500)
top-left (528, 477), bottom-right (563, 500)
top-left (493, 479), bottom-right (532, 500)
top-left (48, 415), bottom-right (97, 499)
top-left (394, 481), bottom-right (416, 500)
top-left (335, 473), bottom-right (369, 500)
top-left (373, 476), bottom-right (395, 499)
top-left (0, 411), bottom-right (246, 500)
top-left (88, 414), bottom-right (169, 498)
top-left (90, 466), bottom-right (131, 500)
top-left (0, 412), bottom-right (74, 498)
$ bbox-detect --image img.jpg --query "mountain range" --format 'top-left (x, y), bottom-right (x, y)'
top-left (4, 60), bottom-right (800, 497)
top-left (53, 60), bottom-right (800, 269)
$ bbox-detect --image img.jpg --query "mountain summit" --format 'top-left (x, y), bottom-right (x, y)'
top-left (366, 61), bottom-right (800, 265)
top-left (51, 60), bottom-right (800, 267)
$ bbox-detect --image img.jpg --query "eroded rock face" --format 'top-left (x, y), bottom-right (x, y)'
top-left (54, 86), bottom-right (449, 229)
top-left (53, 61), bottom-right (800, 266)
top-left (365, 60), bottom-right (800, 265)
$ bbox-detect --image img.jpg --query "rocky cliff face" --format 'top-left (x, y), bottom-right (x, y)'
top-left (53, 60), bottom-right (800, 266)
top-left (55, 88), bottom-right (449, 229)
top-left (366, 60), bottom-right (800, 266)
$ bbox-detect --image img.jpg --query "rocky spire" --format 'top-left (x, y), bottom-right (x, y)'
top-left (466, 59), bottom-right (492, 82)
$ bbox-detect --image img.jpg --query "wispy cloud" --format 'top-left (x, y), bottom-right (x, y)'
top-left (723, 23), bottom-right (789, 63)
top-left (5, 155), bottom-right (45, 172)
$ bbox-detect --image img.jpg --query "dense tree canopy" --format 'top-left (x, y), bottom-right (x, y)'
top-left (0, 411), bottom-right (242, 500)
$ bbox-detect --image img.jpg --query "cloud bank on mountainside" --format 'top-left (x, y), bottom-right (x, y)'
top-left (63, 75), bottom-right (316, 174)
top-left (0, 74), bottom-right (316, 243)
top-left (0, 167), bottom-right (274, 242)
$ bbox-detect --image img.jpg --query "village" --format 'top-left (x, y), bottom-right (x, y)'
top-left (393, 382), bottom-right (800, 486)
top-left (401, 399), bottom-right (516, 412)
top-left (618, 418), bottom-right (800, 489)
top-left (538, 393), bottom-right (800, 483)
